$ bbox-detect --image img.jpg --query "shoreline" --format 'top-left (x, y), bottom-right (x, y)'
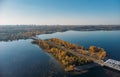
top-left (0, 25), bottom-right (120, 41)
top-left (32, 38), bottom-right (106, 72)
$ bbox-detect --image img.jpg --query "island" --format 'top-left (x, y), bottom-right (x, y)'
top-left (32, 38), bottom-right (106, 72)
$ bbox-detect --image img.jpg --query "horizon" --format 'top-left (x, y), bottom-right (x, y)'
top-left (0, 24), bottom-right (120, 27)
top-left (0, 0), bottom-right (120, 25)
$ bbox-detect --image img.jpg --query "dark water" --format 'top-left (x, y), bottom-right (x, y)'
top-left (0, 31), bottom-right (120, 77)
top-left (0, 39), bottom-right (64, 77)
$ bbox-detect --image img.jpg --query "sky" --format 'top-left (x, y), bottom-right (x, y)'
top-left (0, 0), bottom-right (120, 25)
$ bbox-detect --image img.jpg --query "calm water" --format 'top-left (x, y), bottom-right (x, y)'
top-left (0, 31), bottom-right (120, 77)
top-left (38, 31), bottom-right (120, 60)
top-left (0, 39), bottom-right (64, 77)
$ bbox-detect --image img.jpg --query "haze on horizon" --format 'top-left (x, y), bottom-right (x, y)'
top-left (0, 0), bottom-right (120, 25)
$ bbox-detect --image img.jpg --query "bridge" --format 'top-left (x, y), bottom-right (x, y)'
top-left (31, 36), bottom-right (41, 40)
top-left (103, 59), bottom-right (120, 71)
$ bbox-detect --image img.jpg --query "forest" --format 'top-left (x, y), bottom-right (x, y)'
top-left (0, 25), bottom-right (120, 41)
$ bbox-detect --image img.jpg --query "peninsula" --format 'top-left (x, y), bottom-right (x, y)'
top-left (32, 38), bottom-right (106, 71)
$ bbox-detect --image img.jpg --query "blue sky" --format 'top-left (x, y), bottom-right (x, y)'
top-left (0, 0), bottom-right (120, 25)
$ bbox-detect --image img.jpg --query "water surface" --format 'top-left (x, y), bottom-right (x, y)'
top-left (0, 39), bottom-right (64, 77)
top-left (38, 31), bottom-right (120, 60)
top-left (0, 31), bottom-right (120, 77)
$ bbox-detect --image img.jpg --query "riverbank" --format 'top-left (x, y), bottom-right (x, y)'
top-left (0, 25), bottom-right (120, 41)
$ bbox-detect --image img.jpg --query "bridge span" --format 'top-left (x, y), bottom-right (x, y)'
top-left (103, 59), bottom-right (120, 71)
top-left (31, 36), bottom-right (41, 40)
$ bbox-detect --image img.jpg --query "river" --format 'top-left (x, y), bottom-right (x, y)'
top-left (0, 31), bottom-right (120, 77)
